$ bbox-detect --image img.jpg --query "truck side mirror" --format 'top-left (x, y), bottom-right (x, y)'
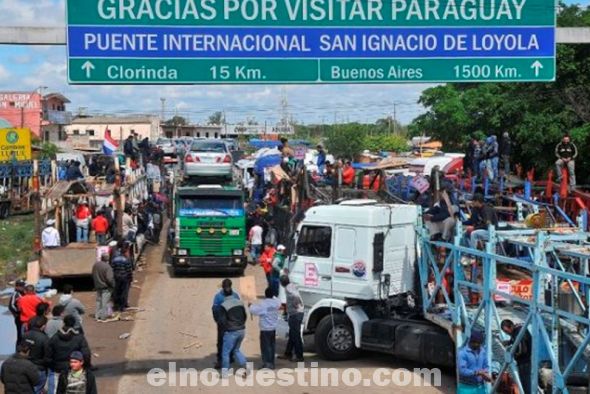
top-left (373, 232), bottom-right (384, 273)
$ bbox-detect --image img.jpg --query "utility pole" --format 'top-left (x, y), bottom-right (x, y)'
top-left (160, 97), bottom-right (166, 119)
top-left (393, 102), bottom-right (398, 135)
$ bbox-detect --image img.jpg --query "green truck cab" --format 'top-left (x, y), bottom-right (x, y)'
top-left (170, 185), bottom-right (247, 275)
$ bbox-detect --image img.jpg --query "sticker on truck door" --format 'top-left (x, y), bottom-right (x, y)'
top-left (304, 263), bottom-right (319, 287)
top-left (352, 261), bottom-right (367, 278)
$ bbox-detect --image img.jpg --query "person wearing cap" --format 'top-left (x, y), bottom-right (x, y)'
top-left (75, 201), bottom-right (92, 243)
top-left (47, 315), bottom-right (92, 393)
top-left (0, 341), bottom-right (40, 394)
top-left (42, 219), bottom-right (61, 249)
top-left (270, 245), bottom-right (287, 297)
top-left (212, 279), bottom-right (240, 369)
top-left (458, 330), bottom-right (492, 393)
top-left (9, 279), bottom-right (26, 348)
top-left (56, 351), bottom-right (97, 394)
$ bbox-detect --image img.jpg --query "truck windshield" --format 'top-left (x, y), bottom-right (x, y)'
top-left (178, 196), bottom-right (243, 217)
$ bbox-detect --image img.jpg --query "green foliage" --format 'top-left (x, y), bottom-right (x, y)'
top-left (39, 142), bottom-right (59, 160)
top-left (0, 214), bottom-right (35, 277)
top-left (324, 123), bottom-right (367, 160)
top-left (364, 134), bottom-right (408, 153)
top-left (409, 4), bottom-right (590, 180)
top-left (207, 111), bottom-right (225, 125)
top-left (164, 116), bottom-right (188, 126)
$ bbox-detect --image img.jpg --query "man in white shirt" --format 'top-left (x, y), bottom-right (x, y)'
top-left (42, 219), bottom-right (60, 249)
top-left (249, 287), bottom-right (282, 369)
top-left (248, 223), bottom-right (263, 264)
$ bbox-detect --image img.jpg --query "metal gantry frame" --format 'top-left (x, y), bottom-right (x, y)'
top-left (418, 215), bottom-right (590, 393)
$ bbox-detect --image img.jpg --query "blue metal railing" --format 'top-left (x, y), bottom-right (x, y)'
top-left (419, 217), bottom-right (590, 393)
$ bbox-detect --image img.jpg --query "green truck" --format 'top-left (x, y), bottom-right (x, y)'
top-left (169, 184), bottom-right (247, 275)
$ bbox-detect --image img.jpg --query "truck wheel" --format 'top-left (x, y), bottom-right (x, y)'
top-left (315, 314), bottom-right (360, 361)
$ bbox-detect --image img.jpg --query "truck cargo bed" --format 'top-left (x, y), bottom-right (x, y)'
top-left (40, 243), bottom-right (97, 278)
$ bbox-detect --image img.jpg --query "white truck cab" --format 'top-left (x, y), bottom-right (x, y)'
top-left (290, 200), bottom-right (454, 365)
top-left (290, 200), bottom-right (418, 307)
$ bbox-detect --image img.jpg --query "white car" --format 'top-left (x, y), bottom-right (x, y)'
top-left (156, 138), bottom-right (177, 157)
top-left (184, 139), bottom-right (233, 179)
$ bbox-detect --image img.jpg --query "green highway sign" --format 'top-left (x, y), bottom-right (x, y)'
top-left (66, 0), bottom-right (556, 84)
top-left (69, 58), bottom-right (554, 84)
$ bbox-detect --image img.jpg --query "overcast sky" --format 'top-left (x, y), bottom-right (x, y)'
top-left (0, 0), bottom-right (586, 126)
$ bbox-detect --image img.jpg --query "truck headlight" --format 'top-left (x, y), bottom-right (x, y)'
top-left (229, 229), bottom-right (240, 236)
top-left (177, 249), bottom-right (188, 256)
top-left (233, 249), bottom-right (243, 256)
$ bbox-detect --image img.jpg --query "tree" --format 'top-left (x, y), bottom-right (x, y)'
top-left (324, 123), bottom-right (367, 160)
top-left (408, 4), bottom-right (590, 181)
top-left (39, 142), bottom-right (60, 160)
top-left (208, 111), bottom-right (225, 125)
top-left (164, 116), bottom-right (188, 126)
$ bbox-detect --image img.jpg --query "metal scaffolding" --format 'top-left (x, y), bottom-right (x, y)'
top-left (419, 218), bottom-right (590, 393)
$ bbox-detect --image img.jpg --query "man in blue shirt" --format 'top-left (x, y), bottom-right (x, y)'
top-left (458, 330), bottom-right (492, 393)
top-left (212, 279), bottom-right (240, 369)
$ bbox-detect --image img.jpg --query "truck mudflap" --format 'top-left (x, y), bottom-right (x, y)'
top-left (172, 255), bottom-right (247, 273)
top-left (40, 243), bottom-right (97, 277)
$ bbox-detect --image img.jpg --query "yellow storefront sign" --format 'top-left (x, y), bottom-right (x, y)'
top-left (0, 128), bottom-right (32, 161)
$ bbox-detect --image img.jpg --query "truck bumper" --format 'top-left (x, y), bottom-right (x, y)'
top-left (172, 255), bottom-right (247, 273)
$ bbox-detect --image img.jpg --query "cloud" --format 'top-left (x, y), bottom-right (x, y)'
top-left (10, 55), bottom-right (33, 65)
top-left (0, 0), bottom-right (65, 27)
top-left (0, 65), bottom-right (10, 82)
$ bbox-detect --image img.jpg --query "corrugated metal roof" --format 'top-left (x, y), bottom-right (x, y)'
top-left (45, 181), bottom-right (88, 200)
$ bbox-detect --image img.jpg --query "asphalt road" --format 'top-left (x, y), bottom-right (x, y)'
top-left (114, 243), bottom-right (456, 393)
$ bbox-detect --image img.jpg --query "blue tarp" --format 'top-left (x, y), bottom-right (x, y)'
top-left (254, 154), bottom-right (282, 175)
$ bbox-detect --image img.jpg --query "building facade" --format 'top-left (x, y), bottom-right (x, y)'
top-left (161, 123), bottom-right (294, 139)
top-left (64, 115), bottom-right (161, 149)
top-left (0, 91), bottom-right (72, 141)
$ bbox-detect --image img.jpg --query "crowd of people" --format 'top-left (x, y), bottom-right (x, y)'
top-left (210, 274), bottom-right (305, 377)
top-left (464, 132), bottom-right (579, 189)
top-left (3, 280), bottom-right (97, 393)
top-left (3, 133), bottom-right (174, 393)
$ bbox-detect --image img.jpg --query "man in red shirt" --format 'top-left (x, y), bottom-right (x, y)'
top-left (342, 161), bottom-right (356, 186)
top-left (75, 201), bottom-right (92, 243)
top-left (17, 285), bottom-right (44, 333)
top-left (91, 211), bottom-right (109, 245)
top-left (259, 244), bottom-right (277, 288)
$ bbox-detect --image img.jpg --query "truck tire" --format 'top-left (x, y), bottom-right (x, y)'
top-left (315, 313), bottom-right (360, 361)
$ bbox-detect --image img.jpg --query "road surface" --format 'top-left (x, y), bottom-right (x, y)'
top-left (112, 240), bottom-right (456, 393)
